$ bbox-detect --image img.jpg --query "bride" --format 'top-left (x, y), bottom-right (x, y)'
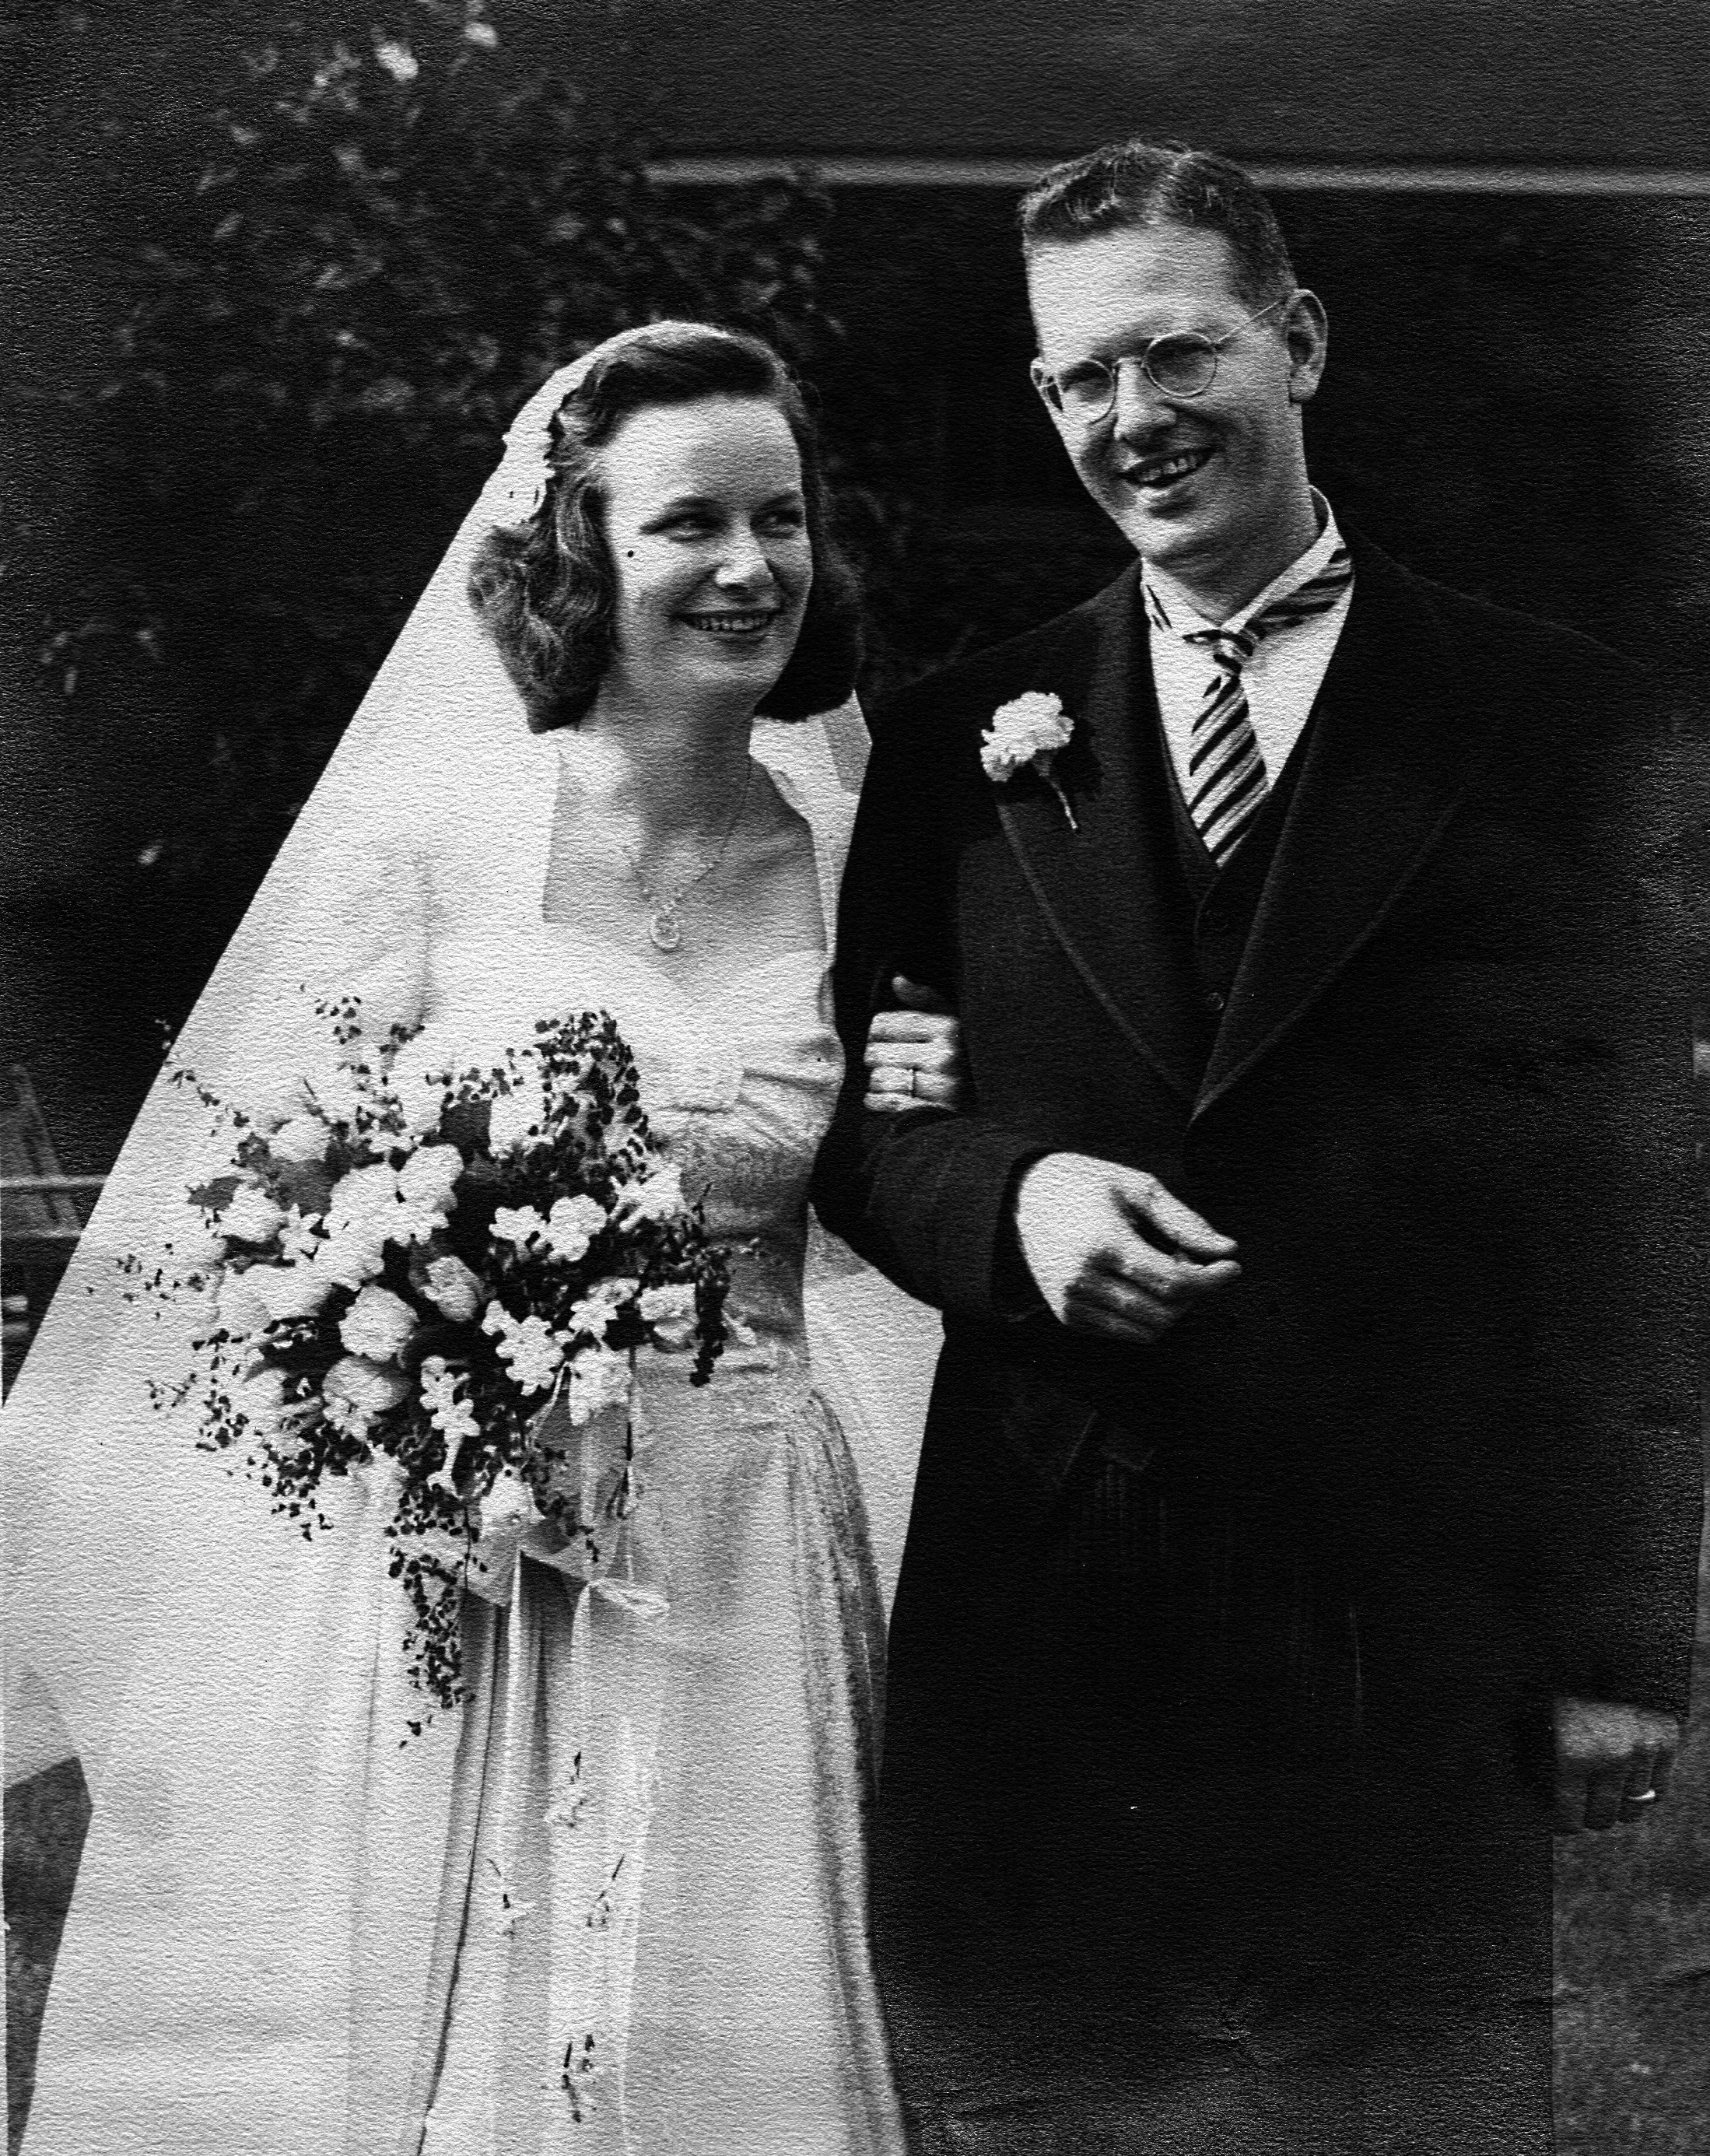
top-left (3, 323), bottom-right (960, 2154)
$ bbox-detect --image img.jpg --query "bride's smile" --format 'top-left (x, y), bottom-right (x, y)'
top-left (597, 395), bottom-right (813, 713)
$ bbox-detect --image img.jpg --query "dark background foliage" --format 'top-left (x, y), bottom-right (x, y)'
top-left (5, 5), bottom-right (1707, 1169)
top-left (7, 2), bottom-right (849, 1113)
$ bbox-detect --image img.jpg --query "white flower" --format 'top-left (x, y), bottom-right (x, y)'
top-left (492, 1204), bottom-right (548, 1250)
top-left (545, 1194), bottom-right (606, 1264)
top-left (398, 1143), bottom-right (462, 1214)
top-left (566, 1344), bottom-right (631, 1427)
top-left (248, 1258), bottom-right (338, 1323)
top-left (979, 692), bottom-right (1079, 829)
top-left (423, 1253), bottom-right (484, 1322)
top-left (237, 1364), bottom-right (290, 1429)
top-left (482, 1304), bottom-right (565, 1395)
top-left (488, 1078), bottom-right (552, 1156)
top-left (373, 36), bottom-right (419, 81)
top-left (980, 690), bottom-right (1073, 780)
top-left (568, 1275), bottom-right (638, 1340)
top-left (393, 1195), bottom-right (450, 1249)
top-left (324, 1159), bottom-right (432, 1257)
top-left (221, 1181), bottom-right (286, 1246)
top-left (419, 1355), bottom-right (481, 1457)
top-left (169, 1214), bottom-right (228, 1271)
top-left (614, 1164), bottom-right (684, 1225)
top-left (277, 1205), bottom-right (324, 1262)
top-left (464, 19), bottom-right (499, 48)
top-left (324, 1353), bottom-right (410, 1420)
top-left (316, 1222), bottom-right (390, 1292)
top-left (268, 1116), bottom-right (330, 1166)
top-left (638, 1282), bottom-right (697, 1351)
top-left (322, 1391), bottom-right (373, 1439)
top-left (340, 1282), bottom-right (419, 1362)
top-left (328, 1161), bottom-right (400, 1230)
top-left (216, 1269), bottom-right (272, 1339)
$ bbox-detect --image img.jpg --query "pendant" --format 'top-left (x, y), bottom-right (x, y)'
top-left (647, 904), bottom-right (684, 953)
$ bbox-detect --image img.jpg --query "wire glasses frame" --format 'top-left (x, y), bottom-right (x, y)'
top-left (1037, 293), bottom-right (1294, 426)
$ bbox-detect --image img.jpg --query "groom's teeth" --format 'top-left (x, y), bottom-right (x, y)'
top-left (1134, 447), bottom-right (1211, 486)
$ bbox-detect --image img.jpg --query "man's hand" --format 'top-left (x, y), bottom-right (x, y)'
top-left (1012, 1152), bottom-right (1239, 1345)
top-left (864, 976), bottom-right (965, 1112)
top-left (1551, 1694), bottom-right (1680, 1832)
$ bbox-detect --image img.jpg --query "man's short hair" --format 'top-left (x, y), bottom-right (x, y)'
top-left (1018, 139), bottom-right (1298, 310)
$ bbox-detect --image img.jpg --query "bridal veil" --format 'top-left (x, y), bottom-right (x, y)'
top-left (2, 326), bottom-right (938, 2147)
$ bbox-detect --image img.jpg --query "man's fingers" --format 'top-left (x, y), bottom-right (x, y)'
top-left (1062, 1274), bottom-right (1175, 1344)
top-left (1062, 1249), bottom-right (1235, 1341)
top-left (1011, 1154), bottom-right (1239, 1330)
top-left (1116, 1175), bottom-right (1238, 1262)
top-left (1096, 1246), bottom-right (1242, 1305)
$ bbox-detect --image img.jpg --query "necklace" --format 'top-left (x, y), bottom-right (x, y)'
top-left (618, 762), bottom-right (754, 953)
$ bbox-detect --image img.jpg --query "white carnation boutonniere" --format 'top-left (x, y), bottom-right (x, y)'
top-left (979, 691), bottom-right (1078, 830)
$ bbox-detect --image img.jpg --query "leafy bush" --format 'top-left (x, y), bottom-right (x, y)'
top-left (34, 1), bottom-right (840, 889)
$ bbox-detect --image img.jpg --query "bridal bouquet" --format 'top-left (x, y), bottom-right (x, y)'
top-left (144, 997), bottom-right (731, 1719)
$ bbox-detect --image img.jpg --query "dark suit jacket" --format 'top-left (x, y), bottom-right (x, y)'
top-left (813, 528), bottom-right (1705, 1714)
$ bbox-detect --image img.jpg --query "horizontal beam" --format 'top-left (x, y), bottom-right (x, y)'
top-left (647, 156), bottom-right (1710, 196)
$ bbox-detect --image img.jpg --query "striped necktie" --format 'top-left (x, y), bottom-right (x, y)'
top-left (1151, 542), bottom-right (1353, 867)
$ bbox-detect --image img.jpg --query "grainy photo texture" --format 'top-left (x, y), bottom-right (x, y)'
top-left (4, 6), bottom-right (1708, 2153)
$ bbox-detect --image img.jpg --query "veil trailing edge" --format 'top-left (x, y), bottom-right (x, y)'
top-left (1, 324), bottom-right (923, 1790)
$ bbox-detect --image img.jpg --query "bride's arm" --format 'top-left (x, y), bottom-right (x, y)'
top-left (812, 700), bottom-right (1046, 1319)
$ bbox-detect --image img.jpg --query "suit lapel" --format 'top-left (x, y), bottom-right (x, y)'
top-left (1196, 537), bottom-right (1500, 1116)
top-left (992, 559), bottom-right (1205, 1102)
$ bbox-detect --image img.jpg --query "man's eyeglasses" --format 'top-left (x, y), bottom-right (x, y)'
top-left (1037, 295), bottom-right (1293, 426)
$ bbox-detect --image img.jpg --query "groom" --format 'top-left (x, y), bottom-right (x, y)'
top-left (814, 140), bottom-right (1703, 2153)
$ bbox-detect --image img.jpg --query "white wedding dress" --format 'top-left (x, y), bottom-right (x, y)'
top-left (6, 704), bottom-right (934, 2154)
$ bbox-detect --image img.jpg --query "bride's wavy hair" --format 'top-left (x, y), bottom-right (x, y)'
top-left (468, 325), bottom-right (862, 730)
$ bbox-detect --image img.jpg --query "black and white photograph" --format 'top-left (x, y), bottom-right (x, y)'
top-left (4, 5), bottom-right (1708, 2151)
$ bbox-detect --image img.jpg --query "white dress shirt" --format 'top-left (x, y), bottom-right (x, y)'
top-left (1143, 493), bottom-right (1353, 801)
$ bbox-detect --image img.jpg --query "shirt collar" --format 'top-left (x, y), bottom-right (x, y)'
top-left (1144, 490), bottom-right (1344, 638)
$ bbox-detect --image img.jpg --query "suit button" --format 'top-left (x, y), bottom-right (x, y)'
top-left (1202, 987), bottom-right (1227, 1015)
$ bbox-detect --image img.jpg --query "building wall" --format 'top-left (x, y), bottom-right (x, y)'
top-left (564, 0), bottom-right (1710, 170)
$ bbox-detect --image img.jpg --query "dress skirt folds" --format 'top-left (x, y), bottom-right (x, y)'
top-left (419, 1348), bottom-right (898, 2154)
top-left (12, 720), bottom-right (930, 2154)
